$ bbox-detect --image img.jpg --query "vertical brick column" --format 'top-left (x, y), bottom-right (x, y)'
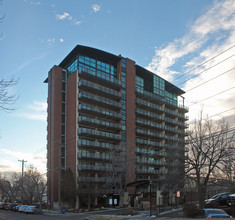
top-left (125, 58), bottom-right (136, 193)
top-left (66, 70), bottom-right (78, 178)
top-left (47, 65), bottom-right (63, 206)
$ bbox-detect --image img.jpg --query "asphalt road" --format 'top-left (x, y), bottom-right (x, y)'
top-left (0, 208), bottom-right (185, 220)
top-left (0, 210), bottom-right (91, 220)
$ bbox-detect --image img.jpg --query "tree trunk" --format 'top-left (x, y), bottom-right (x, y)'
top-left (198, 185), bottom-right (207, 208)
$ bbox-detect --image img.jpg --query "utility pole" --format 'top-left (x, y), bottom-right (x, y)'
top-left (18, 159), bottom-right (27, 202)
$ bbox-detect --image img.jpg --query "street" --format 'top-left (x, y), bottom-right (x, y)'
top-left (0, 210), bottom-right (91, 220)
top-left (0, 208), bottom-right (186, 220)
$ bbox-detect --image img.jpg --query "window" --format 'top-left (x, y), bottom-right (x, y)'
top-left (136, 76), bottom-right (144, 88)
top-left (79, 55), bottom-right (117, 78)
top-left (68, 59), bottom-right (78, 77)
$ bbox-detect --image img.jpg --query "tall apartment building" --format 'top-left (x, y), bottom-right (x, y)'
top-left (45, 45), bottom-right (188, 208)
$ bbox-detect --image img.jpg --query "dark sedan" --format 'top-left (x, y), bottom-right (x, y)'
top-left (205, 192), bottom-right (232, 207)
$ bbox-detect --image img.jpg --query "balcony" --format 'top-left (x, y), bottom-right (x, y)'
top-left (136, 108), bottom-right (164, 122)
top-left (78, 104), bottom-right (121, 121)
top-left (78, 139), bottom-right (121, 151)
top-left (136, 168), bottom-right (168, 175)
top-left (136, 128), bottom-right (164, 140)
top-left (77, 151), bottom-right (111, 161)
top-left (164, 125), bottom-right (178, 134)
top-left (77, 176), bottom-right (114, 183)
top-left (136, 118), bottom-right (164, 131)
top-left (149, 150), bottom-right (167, 157)
top-left (78, 127), bottom-right (121, 142)
top-left (149, 140), bottom-right (165, 149)
top-left (77, 164), bottom-right (123, 173)
top-left (136, 87), bottom-right (165, 105)
top-left (164, 144), bottom-right (179, 150)
top-left (136, 138), bottom-right (148, 145)
top-left (78, 91), bottom-right (121, 110)
top-left (78, 116), bottom-right (121, 132)
top-left (164, 108), bottom-right (179, 118)
top-left (77, 164), bottom-right (113, 172)
top-left (136, 98), bottom-right (164, 113)
top-left (136, 148), bottom-right (167, 158)
top-left (78, 66), bottom-right (121, 90)
top-left (136, 158), bottom-right (166, 166)
top-left (78, 80), bottom-right (121, 101)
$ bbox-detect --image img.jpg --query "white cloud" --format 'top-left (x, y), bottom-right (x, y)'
top-left (14, 101), bottom-right (47, 122)
top-left (91, 4), bottom-right (101, 13)
top-left (73, 20), bottom-right (82, 26)
top-left (56, 12), bottom-right (71, 20)
top-left (44, 38), bottom-right (64, 47)
top-left (55, 12), bottom-right (82, 26)
top-left (24, 0), bottom-right (41, 5)
top-left (0, 148), bottom-right (46, 173)
top-left (147, 0), bottom-right (235, 123)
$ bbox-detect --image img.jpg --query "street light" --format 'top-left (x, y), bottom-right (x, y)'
top-left (47, 168), bottom-right (61, 209)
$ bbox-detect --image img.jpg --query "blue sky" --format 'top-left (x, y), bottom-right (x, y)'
top-left (0, 0), bottom-right (235, 174)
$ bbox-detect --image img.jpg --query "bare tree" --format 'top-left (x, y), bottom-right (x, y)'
top-left (19, 167), bottom-right (46, 205)
top-left (61, 168), bottom-right (76, 207)
top-left (0, 77), bottom-right (18, 112)
top-left (103, 147), bottom-right (126, 195)
top-left (0, 172), bottom-right (21, 202)
top-left (185, 111), bottom-right (235, 207)
top-left (30, 169), bottom-right (47, 208)
top-left (78, 175), bottom-right (97, 210)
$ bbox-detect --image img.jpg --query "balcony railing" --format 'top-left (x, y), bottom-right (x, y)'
top-left (136, 118), bottom-right (164, 130)
top-left (78, 104), bottom-right (121, 120)
top-left (136, 128), bottom-right (164, 139)
top-left (136, 87), bottom-right (188, 112)
top-left (77, 176), bottom-right (117, 183)
top-left (136, 98), bottom-right (164, 113)
top-left (78, 80), bottom-right (121, 100)
top-left (136, 87), bottom-right (164, 104)
top-left (136, 168), bottom-right (168, 175)
top-left (78, 127), bottom-right (121, 141)
top-left (77, 151), bottom-right (111, 161)
top-left (136, 108), bottom-right (164, 121)
top-left (149, 140), bottom-right (165, 148)
top-left (78, 91), bottom-right (121, 110)
top-left (136, 157), bottom-right (166, 166)
top-left (78, 116), bottom-right (121, 131)
top-left (78, 139), bottom-right (120, 151)
top-left (78, 66), bottom-right (121, 89)
top-left (77, 164), bottom-right (123, 172)
top-left (77, 164), bottom-right (113, 172)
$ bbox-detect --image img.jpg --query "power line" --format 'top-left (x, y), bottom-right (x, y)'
top-left (186, 67), bottom-right (235, 93)
top-left (34, 147), bottom-right (46, 154)
top-left (186, 127), bottom-right (235, 143)
top-left (188, 107), bottom-right (235, 124)
top-left (171, 44), bottom-right (235, 83)
top-left (175, 53), bottom-right (235, 88)
top-left (188, 86), bottom-right (235, 107)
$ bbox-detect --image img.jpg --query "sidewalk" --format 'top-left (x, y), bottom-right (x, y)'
top-left (43, 207), bottom-right (184, 219)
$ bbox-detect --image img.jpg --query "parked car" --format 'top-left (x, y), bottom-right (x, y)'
top-left (14, 205), bottom-right (22, 212)
top-left (18, 205), bottom-right (29, 213)
top-left (0, 203), bottom-right (10, 210)
top-left (196, 208), bottom-right (232, 218)
top-left (8, 203), bottom-right (18, 211)
top-left (25, 205), bottom-right (42, 214)
top-left (227, 194), bottom-right (235, 206)
top-left (205, 192), bottom-right (232, 207)
top-left (4, 204), bottom-right (11, 210)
